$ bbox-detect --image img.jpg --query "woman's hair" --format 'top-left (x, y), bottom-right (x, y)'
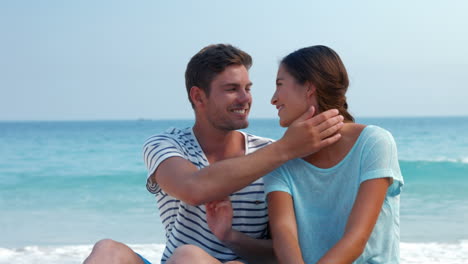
top-left (281, 45), bottom-right (354, 122)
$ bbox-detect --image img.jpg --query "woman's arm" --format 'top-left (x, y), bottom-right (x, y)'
top-left (267, 191), bottom-right (305, 264)
top-left (317, 177), bottom-right (391, 264)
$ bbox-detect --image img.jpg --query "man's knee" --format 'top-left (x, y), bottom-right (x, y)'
top-left (91, 239), bottom-right (122, 253)
top-left (84, 239), bottom-right (141, 264)
top-left (167, 244), bottom-right (217, 264)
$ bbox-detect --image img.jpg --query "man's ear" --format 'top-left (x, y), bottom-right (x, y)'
top-left (189, 86), bottom-right (206, 108)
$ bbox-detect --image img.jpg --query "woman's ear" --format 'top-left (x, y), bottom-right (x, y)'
top-left (306, 82), bottom-right (317, 97)
top-left (306, 82), bottom-right (318, 107)
top-left (189, 86), bottom-right (206, 108)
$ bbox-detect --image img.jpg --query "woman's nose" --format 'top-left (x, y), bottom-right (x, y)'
top-left (270, 90), bottom-right (278, 105)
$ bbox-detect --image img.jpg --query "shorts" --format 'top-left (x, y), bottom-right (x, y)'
top-left (136, 253), bottom-right (152, 264)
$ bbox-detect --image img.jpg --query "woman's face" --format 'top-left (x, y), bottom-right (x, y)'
top-left (271, 64), bottom-right (311, 127)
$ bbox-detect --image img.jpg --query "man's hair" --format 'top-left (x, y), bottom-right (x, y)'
top-left (185, 44), bottom-right (252, 108)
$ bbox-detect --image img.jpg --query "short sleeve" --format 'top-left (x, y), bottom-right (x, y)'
top-left (142, 134), bottom-right (184, 194)
top-left (263, 165), bottom-right (292, 198)
top-left (360, 127), bottom-right (404, 196)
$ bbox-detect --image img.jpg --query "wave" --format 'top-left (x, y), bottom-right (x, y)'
top-left (399, 157), bottom-right (468, 164)
top-left (1, 241), bottom-right (468, 264)
top-left (400, 241), bottom-right (468, 264)
top-left (398, 159), bottom-right (468, 182)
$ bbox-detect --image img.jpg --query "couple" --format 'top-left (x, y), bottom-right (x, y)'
top-left (84, 44), bottom-right (403, 264)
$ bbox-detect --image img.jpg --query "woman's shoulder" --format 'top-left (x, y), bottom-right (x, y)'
top-left (344, 123), bottom-right (391, 136)
top-left (360, 125), bottom-right (394, 140)
top-left (340, 124), bottom-right (396, 153)
top-left (356, 125), bottom-right (397, 154)
top-left (343, 123), bottom-right (367, 138)
top-left (337, 123), bottom-right (366, 148)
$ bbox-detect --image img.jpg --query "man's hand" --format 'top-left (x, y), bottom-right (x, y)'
top-left (278, 107), bottom-right (344, 160)
top-left (205, 197), bottom-right (234, 242)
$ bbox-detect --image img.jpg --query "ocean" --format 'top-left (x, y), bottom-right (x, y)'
top-left (0, 117), bottom-right (467, 263)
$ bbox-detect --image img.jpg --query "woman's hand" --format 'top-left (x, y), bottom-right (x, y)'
top-left (205, 196), bottom-right (234, 242)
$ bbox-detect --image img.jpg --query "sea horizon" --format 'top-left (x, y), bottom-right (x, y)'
top-left (1, 114), bottom-right (468, 122)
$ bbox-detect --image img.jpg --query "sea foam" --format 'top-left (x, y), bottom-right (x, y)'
top-left (400, 240), bottom-right (468, 264)
top-left (1, 241), bottom-right (468, 264)
top-left (400, 156), bottom-right (468, 164)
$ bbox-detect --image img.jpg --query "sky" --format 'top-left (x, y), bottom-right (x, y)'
top-left (1, 0), bottom-right (467, 121)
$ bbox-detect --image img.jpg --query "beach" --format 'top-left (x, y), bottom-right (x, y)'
top-left (1, 117), bottom-right (467, 263)
top-left (2, 242), bottom-right (468, 264)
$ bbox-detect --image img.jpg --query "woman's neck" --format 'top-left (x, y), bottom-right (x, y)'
top-left (303, 123), bottom-right (366, 169)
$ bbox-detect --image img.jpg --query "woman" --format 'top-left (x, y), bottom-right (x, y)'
top-left (264, 45), bottom-right (403, 263)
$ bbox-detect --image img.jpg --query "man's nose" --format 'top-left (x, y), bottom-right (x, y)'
top-left (237, 89), bottom-right (251, 103)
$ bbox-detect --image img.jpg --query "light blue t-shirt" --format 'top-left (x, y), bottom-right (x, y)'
top-left (264, 125), bottom-right (404, 264)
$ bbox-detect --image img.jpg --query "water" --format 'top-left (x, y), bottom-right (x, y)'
top-left (1, 117), bottom-right (467, 263)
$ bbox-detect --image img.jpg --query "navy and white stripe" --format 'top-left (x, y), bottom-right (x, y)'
top-left (142, 127), bottom-right (273, 263)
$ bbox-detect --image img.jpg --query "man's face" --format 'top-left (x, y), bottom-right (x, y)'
top-left (204, 64), bottom-right (252, 131)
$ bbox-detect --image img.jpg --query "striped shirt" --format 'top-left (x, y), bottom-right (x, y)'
top-left (143, 127), bottom-right (273, 263)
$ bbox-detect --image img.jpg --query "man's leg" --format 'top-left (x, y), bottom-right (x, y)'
top-left (166, 244), bottom-right (241, 264)
top-left (83, 239), bottom-right (146, 264)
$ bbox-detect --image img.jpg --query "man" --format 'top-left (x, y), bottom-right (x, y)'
top-left (84, 44), bottom-right (343, 264)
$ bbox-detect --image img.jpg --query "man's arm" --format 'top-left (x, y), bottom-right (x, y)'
top-left (205, 197), bottom-right (277, 264)
top-left (154, 107), bottom-right (344, 206)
